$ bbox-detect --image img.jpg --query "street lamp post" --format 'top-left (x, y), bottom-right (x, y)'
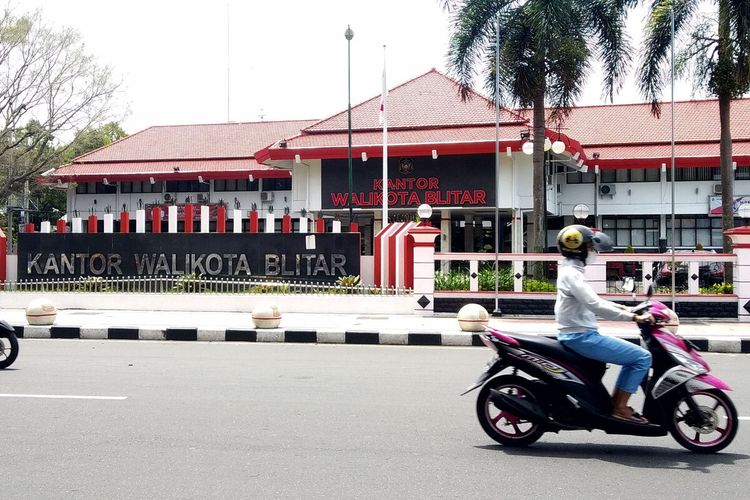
top-left (573, 203), bottom-right (590, 225)
top-left (345, 25), bottom-right (354, 228)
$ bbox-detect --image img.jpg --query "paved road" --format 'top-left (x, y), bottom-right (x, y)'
top-left (2, 340), bottom-right (749, 499)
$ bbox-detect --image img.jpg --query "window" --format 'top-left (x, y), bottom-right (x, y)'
top-left (566, 171), bottom-right (595, 184)
top-left (735, 166), bottom-right (750, 180)
top-left (602, 216), bottom-right (660, 248)
top-left (262, 178), bottom-right (292, 191)
top-left (118, 181), bottom-right (162, 193)
top-left (666, 167), bottom-right (718, 181)
top-left (667, 216), bottom-right (724, 248)
top-left (165, 180), bottom-right (209, 192)
top-left (214, 178), bottom-right (259, 191)
top-left (96, 182), bottom-right (117, 194)
top-left (600, 168), bottom-right (660, 183)
top-left (76, 182), bottom-right (97, 194)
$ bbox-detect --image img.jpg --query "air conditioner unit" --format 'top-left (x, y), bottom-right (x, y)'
top-left (599, 184), bottom-right (616, 196)
top-left (197, 193), bottom-right (208, 204)
top-left (260, 192), bottom-right (274, 202)
top-left (713, 183), bottom-right (722, 195)
top-left (163, 193), bottom-right (173, 203)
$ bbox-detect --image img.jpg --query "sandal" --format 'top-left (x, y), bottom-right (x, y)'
top-left (612, 406), bottom-right (649, 424)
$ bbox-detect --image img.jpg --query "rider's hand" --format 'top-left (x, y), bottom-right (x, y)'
top-left (632, 312), bottom-right (655, 324)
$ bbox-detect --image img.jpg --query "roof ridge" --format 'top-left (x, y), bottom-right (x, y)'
top-left (146, 119), bottom-right (318, 128)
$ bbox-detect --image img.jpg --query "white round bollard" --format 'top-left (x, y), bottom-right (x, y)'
top-left (457, 303), bottom-right (489, 332)
top-left (251, 303), bottom-right (282, 329)
top-left (26, 298), bottom-right (58, 326)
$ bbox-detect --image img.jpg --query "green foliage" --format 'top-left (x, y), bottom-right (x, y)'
top-left (699, 283), bottom-right (733, 295)
top-left (478, 265), bottom-right (513, 291)
top-left (336, 275), bottom-right (361, 287)
top-left (61, 122), bottom-right (128, 163)
top-left (171, 273), bottom-right (205, 293)
top-left (522, 279), bottom-right (557, 292)
top-left (434, 271), bottom-right (470, 291)
top-left (75, 276), bottom-right (110, 292)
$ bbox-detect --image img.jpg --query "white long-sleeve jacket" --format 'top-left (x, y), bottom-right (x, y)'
top-left (555, 258), bottom-right (633, 334)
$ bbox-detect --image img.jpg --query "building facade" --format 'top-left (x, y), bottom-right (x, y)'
top-left (44, 70), bottom-right (750, 255)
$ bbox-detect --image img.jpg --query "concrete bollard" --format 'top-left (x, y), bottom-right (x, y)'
top-left (457, 303), bottom-right (489, 332)
top-left (26, 298), bottom-right (58, 326)
top-left (251, 303), bottom-right (282, 329)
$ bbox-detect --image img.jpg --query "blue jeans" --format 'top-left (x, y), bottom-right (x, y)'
top-left (558, 329), bottom-right (652, 394)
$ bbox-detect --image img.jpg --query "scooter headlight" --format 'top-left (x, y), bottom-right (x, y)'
top-left (664, 343), bottom-right (707, 374)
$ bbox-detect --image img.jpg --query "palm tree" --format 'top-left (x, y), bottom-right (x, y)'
top-left (442, 0), bottom-right (636, 261)
top-left (640, 0), bottom-right (750, 255)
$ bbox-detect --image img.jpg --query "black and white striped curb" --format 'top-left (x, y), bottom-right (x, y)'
top-left (11, 325), bottom-right (750, 353)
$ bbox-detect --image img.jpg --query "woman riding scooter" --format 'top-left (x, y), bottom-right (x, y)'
top-left (555, 225), bottom-right (654, 424)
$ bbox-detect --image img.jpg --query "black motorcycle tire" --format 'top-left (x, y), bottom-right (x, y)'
top-left (0, 331), bottom-right (19, 369)
top-left (668, 389), bottom-right (738, 454)
top-left (476, 375), bottom-right (545, 447)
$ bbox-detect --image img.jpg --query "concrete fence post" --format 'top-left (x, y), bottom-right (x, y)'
top-left (408, 224), bottom-right (441, 315)
top-left (200, 206), bottom-right (209, 233)
top-left (135, 210), bottom-right (146, 233)
top-left (265, 213), bottom-right (275, 233)
top-left (233, 209), bottom-right (242, 233)
top-left (40, 221), bottom-right (51, 233)
top-left (724, 227), bottom-right (749, 321)
top-left (168, 205), bottom-right (178, 233)
top-left (103, 214), bottom-right (114, 233)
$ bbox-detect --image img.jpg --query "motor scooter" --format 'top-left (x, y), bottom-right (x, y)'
top-left (0, 320), bottom-right (19, 369)
top-left (464, 287), bottom-right (738, 453)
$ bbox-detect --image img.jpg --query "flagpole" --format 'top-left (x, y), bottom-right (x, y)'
top-left (381, 45), bottom-right (388, 290)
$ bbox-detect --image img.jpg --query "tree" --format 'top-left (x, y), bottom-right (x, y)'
top-left (442, 0), bottom-right (635, 263)
top-left (25, 122), bottom-right (128, 223)
top-left (0, 7), bottom-right (122, 204)
top-left (639, 0), bottom-right (750, 256)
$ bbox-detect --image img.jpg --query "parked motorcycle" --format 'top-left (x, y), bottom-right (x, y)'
top-left (464, 290), bottom-right (738, 453)
top-left (0, 321), bottom-right (19, 369)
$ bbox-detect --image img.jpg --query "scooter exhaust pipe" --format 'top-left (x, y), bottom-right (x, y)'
top-left (489, 389), bottom-right (549, 424)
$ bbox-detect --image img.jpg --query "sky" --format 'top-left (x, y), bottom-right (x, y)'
top-left (16, 0), bottom-right (700, 135)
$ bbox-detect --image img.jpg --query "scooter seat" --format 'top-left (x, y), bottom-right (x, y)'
top-left (508, 333), bottom-right (607, 380)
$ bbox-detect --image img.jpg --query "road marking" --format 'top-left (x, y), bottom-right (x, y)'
top-left (739, 416), bottom-right (750, 421)
top-left (0, 393), bottom-right (127, 400)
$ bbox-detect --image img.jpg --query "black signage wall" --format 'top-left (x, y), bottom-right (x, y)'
top-left (18, 233), bottom-right (360, 282)
top-left (321, 154), bottom-right (495, 210)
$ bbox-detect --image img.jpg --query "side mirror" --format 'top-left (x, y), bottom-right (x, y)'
top-left (622, 277), bottom-right (635, 293)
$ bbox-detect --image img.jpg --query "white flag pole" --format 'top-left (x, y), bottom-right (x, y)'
top-left (381, 45), bottom-right (388, 290)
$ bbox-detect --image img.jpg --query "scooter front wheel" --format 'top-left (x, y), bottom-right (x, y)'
top-left (0, 331), bottom-right (19, 369)
top-left (668, 389), bottom-right (738, 453)
top-left (476, 375), bottom-right (545, 447)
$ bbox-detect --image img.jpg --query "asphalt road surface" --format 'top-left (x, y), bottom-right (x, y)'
top-left (3, 340), bottom-right (749, 499)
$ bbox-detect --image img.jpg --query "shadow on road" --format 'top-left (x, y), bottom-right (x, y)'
top-left (475, 443), bottom-right (749, 472)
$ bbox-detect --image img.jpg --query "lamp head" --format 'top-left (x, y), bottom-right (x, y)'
top-left (344, 26), bottom-right (354, 40)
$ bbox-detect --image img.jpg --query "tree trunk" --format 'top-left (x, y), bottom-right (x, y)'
top-left (530, 88), bottom-right (547, 279)
top-left (718, 0), bottom-right (734, 283)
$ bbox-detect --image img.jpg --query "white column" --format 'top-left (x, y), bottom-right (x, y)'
top-left (440, 209), bottom-right (451, 274)
top-left (40, 221), bottom-right (51, 233)
top-left (103, 213), bottom-right (114, 233)
top-left (72, 217), bottom-right (83, 233)
top-left (727, 229), bottom-right (750, 321)
top-left (332, 220), bottom-right (341, 233)
top-left (513, 260), bottom-right (524, 293)
top-left (688, 261), bottom-right (700, 295)
top-left (136, 209), bottom-right (146, 233)
top-left (469, 259), bottom-right (479, 292)
top-left (642, 260), bottom-right (654, 294)
top-left (265, 213), bottom-right (275, 233)
top-left (298, 217), bottom-right (308, 233)
top-left (200, 206), bottom-right (210, 233)
top-left (409, 226), bottom-right (441, 315)
top-left (233, 209), bottom-right (242, 233)
top-left (168, 206), bottom-right (178, 233)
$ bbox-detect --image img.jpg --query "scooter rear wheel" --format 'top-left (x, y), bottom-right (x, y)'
top-left (668, 389), bottom-right (738, 453)
top-left (476, 375), bottom-right (545, 447)
top-left (0, 332), bottom-right (19, 369)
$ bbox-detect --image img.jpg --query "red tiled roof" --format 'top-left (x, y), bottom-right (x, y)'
top-left (255, 70), bottom-right (593, 163)
top-left (543, 99), bottom-right (750, 146)
top-left (305, 69), bottom-right (527, 132)
top-left (48, 120), bottom-right (316, 182)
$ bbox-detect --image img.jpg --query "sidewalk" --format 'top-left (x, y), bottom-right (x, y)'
top-left (5, 308), bottom-right (750, 353)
